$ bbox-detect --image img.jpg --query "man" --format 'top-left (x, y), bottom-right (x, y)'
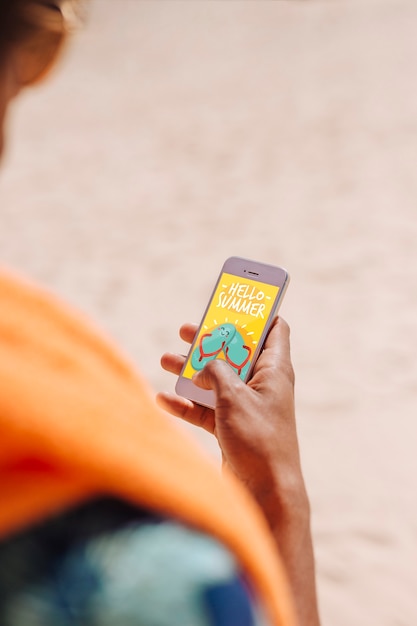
top-left (0, 2), bottom-right (320, 624)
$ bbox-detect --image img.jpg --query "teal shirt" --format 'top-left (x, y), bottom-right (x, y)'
top-left (0, 497), bottom-right (269, 626)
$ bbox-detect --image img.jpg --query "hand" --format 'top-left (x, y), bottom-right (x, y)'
top-left (157, 317), bottom-right (320, 626)
top-left (158, 317), bottom-right (301, 506)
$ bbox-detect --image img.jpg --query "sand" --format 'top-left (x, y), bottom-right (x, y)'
top-left (1, 1), bottom-right (417, 624)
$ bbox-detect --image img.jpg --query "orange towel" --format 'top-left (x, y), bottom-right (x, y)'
top-left (0, 268), bottom-right (297, 626)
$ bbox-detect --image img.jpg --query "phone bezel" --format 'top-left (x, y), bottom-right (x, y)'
top-left (175, 257), bottom-right (290, 409)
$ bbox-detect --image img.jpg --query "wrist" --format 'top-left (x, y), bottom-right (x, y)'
top-left (250, 472), bottom-right (320, 626)
top-left (248, 466), bottom-right (311, 533)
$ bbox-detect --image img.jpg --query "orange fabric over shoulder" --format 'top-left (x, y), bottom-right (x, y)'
top-left (0, 269), bottom-right (297, 626)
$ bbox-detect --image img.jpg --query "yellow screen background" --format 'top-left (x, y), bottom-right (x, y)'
top-left (183, 272), bottom-right (279, 379)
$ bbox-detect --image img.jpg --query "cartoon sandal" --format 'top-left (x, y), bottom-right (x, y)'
top-left (191, 323), bottom-right (236, 371)
top-left (224, 331), bottom-right (252, 379)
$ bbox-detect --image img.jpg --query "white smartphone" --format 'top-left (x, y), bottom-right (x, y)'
top-left (175, 256), bottom-right (290, 409)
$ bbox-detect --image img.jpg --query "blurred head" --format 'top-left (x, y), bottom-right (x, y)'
top-left (0, 0), bottom-right (83, 155)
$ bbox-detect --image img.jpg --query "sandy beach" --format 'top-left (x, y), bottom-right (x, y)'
top-left (1, 1), bottom-right (417, 624)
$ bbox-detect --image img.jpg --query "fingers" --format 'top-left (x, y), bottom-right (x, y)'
top-left (156, 390), bottom-right (194, 419)
top-left (156, 391), bottom-right (215, 433)
top-left (192, 319), bottom-right (293, 399)
top-left (179, 323), bottom-right (198, 344)
top-left (162, 318), bottom-right (293, 407)
top-left (193, 359), bottom-right (246, 402)
top-left (256, 317), bottom-right (294, 380)
top-left (160, 352), bottom-right (185, 376)
top-left (160, 322), bottom-right (198, 374)
top-left (263, 316), bottom-right (291, 355)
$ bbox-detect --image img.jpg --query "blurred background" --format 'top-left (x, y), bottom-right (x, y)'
top-left (1, 1), bottom-right (416, 624)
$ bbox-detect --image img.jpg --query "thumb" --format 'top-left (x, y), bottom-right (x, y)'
top-left (192, 359), bottom-right (245, 399)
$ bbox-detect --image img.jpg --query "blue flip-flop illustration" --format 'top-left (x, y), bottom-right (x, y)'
top-left (191, 324), bottom-right (252, 380)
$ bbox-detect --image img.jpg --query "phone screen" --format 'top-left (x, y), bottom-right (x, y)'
top-left (181, 271), bottom-right (281, 381)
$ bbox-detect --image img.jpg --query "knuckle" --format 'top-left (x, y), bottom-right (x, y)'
top-left (203, 359), bottom-right (221, 376)
top-left (204, 360), bottom-right (241, 405)
top-left (203, 359), bottom-right (230, 381)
